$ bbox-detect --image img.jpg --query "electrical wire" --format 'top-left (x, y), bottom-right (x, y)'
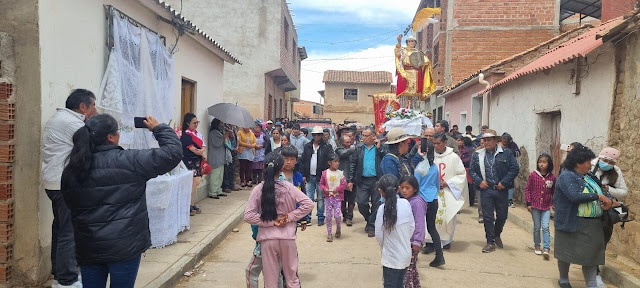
top-left (299, 29), bottom-right (401, 45)
top-left (303, 30), bottom-right (402, 67)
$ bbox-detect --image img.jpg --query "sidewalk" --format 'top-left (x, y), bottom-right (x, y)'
top-left (135, 188), bottom-right (250, 288)
top-left (507, 205), bottom-right (640, 288)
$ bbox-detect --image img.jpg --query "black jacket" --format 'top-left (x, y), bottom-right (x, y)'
top-left (335, 145), bottom-right (356, 181)
top-left (301, 140), bottom-right (332, 179)
top-left (61, 124), bottom-right (183, 265)
top-left (469, 146), bottom-right (519, 190)
top-left (348, 143), bottom-right (386, 183)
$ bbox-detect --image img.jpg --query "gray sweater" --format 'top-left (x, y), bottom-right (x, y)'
top-left (207, 129), bottom-right (226, 169)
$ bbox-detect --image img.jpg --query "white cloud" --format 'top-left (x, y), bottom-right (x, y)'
top-left (292, 0), bottom-right (419, 24)
top-left (300, 45), bottom-right (397, 103)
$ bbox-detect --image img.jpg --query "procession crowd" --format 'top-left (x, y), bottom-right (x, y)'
top-left (40, 89), bottom-right (629, 288)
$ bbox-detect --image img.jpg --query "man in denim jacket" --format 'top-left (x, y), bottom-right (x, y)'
top-left (469, 129), bottom-right (519, 253)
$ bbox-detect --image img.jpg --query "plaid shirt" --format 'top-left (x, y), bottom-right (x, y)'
top-left (525, 171), bottom-right (556, 210)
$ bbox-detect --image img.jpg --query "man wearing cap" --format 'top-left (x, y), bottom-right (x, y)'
top-left (265, 120), bottom-right (274, 136)
top-left (470, 129), bottom-right (519, 253)
top-left (380, 128), bottom-right (422, 180)
top-left (348, 127), bottom-right (385, 237)
top-left (301, 126), bottom-right (333, 226)
top-left (435, 120), bottom-right (458, 154)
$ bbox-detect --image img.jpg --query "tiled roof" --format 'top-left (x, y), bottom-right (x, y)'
top-left (441, 24), bottom-right (592, 95)
top-left (323, 70), bottom-right (393, 84)
top-left (482, 17), bottom-right (625, 93)
top-left (152, 0), bottom-right (241, 64)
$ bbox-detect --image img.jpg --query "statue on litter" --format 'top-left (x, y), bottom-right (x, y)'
top-left (395, 34), bottom-right (436, 102)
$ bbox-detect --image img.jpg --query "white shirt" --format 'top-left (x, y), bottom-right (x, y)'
top-left (41, 108), bottom-right (86, 190)
top-left (375, 198), bottom-right (415, 269)
top-left (325, 169), bottom-right (344, 191)
top-left (310, 144), bottom-right (319, 176)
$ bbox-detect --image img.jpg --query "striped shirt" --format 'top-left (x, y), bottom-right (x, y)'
top-left (525, 171), bottom-right (556, 210)
top-left (577, 175), bottom-right (604, 218)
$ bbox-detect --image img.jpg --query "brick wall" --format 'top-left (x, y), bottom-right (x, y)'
top-left (602, 0), bottom-right (636, 22)
top-left (454, 0), bottom-right (556, 27)
top-left (0, 32), bottom-right (15, 283)
top-left (450, 29), bottom-right (556, 82)
top-left (264, 74), bottom-right (286, 121)
top-left (280, 0), bottom-right (299, 86)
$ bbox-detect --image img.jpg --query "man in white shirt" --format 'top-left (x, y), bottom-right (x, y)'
top-left (42, 89), bottom-right (97, 288)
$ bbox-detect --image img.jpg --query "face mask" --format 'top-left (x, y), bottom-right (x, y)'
top-left (598, 161), bottom-right (614, 171)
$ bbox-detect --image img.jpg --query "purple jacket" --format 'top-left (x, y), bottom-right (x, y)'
top-left (408, 195), bottom-right (427, 247)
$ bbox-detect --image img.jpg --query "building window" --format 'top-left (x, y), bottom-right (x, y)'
top-left (313, 105), bottom-right (323, 115)
top-left (279, 99), bottom-right (283, 117)
top-left (433, 42), bottom-right (440, 66)
top-left (460, 112), bottom-right (467, 126)
top-left (437, 106), bottom-right (443, 121)
top-left (344, 88), bottom-right (358, 101)
top-left (292, 40), bottom-right (297, 64)
top-left (284, 19), bottom-right (289, 50)
top-left (273, 98), bottom-right (277, 120)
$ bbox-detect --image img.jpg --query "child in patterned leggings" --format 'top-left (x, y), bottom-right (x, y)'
top-left (319, 153), bottom-right (347, 242)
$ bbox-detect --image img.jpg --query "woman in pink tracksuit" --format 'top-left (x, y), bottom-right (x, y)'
top-left (244, 152), bottom-right (314, 288)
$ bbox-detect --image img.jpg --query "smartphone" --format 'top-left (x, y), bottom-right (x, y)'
top-left (134, 117), bottom-right (146, 128)
top-left (421, 138), bottom-right (428, 153)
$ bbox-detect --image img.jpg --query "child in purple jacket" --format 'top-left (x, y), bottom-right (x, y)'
top-left (399, 176), bottom-right (427, 288)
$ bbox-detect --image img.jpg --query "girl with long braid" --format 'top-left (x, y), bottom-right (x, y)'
top-left (244, 152), bottom-right (313, 288)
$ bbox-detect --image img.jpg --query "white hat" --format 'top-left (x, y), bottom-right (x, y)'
top-left (266, 120), bottom-right (273, 124)
top-left (311, 126), bottom-right (324, 135)
top-left (406, 35), bottom-right (417, 42)
top-left (480, 129), bottom-right (500, 139)
top-left (386, 127), bottom-right (414, 144)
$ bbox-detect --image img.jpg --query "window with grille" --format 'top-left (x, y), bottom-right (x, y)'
top-left (344, 89), bottom-right (358, 101)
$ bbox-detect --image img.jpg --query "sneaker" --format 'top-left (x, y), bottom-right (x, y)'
top-left (194, 205), bottom-right (202, 214)
top-left (346, 219), bottom-right (353, 226)
top-left (534, 247), bottom-right (543, 255)
top-left (543, 249), bottom-right (550, 260)
top-left (478, 217), bottom-right (484, 223)
top-left (59, 281), bottom-right (83, 288)
top-left (51, 280), bottom-right (59, 288)
top-left (495, 237), bottom-right (504, 249)
top-left (367, 229), bottom-right (375, 237)
top-left (317, 220), bottom-right (325, 226)
top-left (232, 185), bottom-right (241, 191)
top-left (596, 275), bottom-right (606, 288)
top-left (482, 244), bottom-right (496, 253)
top-left (509, 200), bottom-right (515, 208)
top-left (326, 234), bottom-right (333, 242)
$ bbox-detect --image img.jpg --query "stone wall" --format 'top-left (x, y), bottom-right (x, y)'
top-left (606, 32), bottom-right (640, 265)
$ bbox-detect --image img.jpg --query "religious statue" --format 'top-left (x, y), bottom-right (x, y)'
top-left (395, 34), bottom-right (436, 102)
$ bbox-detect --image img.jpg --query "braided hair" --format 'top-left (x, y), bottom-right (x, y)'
top-left (260, 151), bottom-right (285, 222)
top-left (377, 174), bottom-right (400, 232)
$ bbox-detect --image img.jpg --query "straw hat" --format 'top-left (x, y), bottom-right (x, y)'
top-left (311, 126), bottom-right (324, 135)
top-left (386, 128), bottom-right (414, 144)
top-left (481, 129), bottom-right (500, 139)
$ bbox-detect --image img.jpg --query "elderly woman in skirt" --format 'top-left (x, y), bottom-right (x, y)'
top-left (553, 144), bottom-right (613, 288)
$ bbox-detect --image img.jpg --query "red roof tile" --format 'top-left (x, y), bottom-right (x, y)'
top-left (482, 17), bottom-right (624, 93)
top-left (323, 70), bottom-right (393, 84)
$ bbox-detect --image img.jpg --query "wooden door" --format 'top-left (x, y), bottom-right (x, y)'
top-left (550, 113), bottom-right (562, 175)
top-left (181, 79), bottom-right (196, 125)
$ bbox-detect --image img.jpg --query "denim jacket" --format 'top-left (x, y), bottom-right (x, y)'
top-left (469, 146), bottom-right (519, 190)
top-left (553, 170), bottom-right (600, 232)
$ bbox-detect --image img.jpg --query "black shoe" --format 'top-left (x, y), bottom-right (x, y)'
top-left (219, 193), bottom-right (227, 197)
top-left (443, 243), bottom-right (451, 250)
top-left (317, 220), bottom-right (325, 226)
top-left (208, 195), bottom-right (220, 199)
top-left (421, 243), bottom-right (435, 254)
top-left (557, 280), bottom-right (572, 288)
top-left (367, 229), bottom-right (375, 237)
top-left (495, 237), bottom-right (504, 249)
top-left (429, 250), bottom-right (445, 267)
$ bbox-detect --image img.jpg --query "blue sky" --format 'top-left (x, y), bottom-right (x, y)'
top-left (289, 0), bottom-right (420, 103)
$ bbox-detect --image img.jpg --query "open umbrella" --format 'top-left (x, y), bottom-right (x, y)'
top-left (207, 103), bottom-right (254, 128)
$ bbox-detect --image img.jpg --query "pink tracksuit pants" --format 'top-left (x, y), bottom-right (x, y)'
top-left (260, 239), bottom-right (300, 288)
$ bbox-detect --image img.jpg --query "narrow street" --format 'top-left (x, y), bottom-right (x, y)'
top-left (176, 206), bottom-right (616, 288)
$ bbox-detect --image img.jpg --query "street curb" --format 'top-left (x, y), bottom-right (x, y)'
top-left (143, 203), bottom-right (247, 288)
top-left (507, 208), bottom-right (640, 288)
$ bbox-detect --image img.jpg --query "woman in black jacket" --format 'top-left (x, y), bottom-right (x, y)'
top-left (61, 114), bottom-right (183, 288)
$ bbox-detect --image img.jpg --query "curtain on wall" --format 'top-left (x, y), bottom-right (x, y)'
top-left (97, 8), bottom-right (175, 149)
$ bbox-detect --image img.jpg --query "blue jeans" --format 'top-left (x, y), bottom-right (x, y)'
top-left (305, 175), bottom-right (325, 222)
top-left (531, 208), bottom-right (551, 250)
top-left (383, 266), bottom-right (407, 288)
top-left (508, 188), bottom-right (515, 201)
top-left (480, 189), bottom-right (509, 244)
top-left (81, 255), bottom-right (141, 288)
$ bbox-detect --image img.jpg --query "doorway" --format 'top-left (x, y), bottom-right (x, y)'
top-left (471, 95), bottom-right (483, 133)
top-left (181, 78), bottom-right (196, 124)
top-left (537, 112), bottom-right (562, 175)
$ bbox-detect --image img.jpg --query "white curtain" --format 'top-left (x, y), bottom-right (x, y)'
top-left (97, 9), bottom-right (175, 149)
